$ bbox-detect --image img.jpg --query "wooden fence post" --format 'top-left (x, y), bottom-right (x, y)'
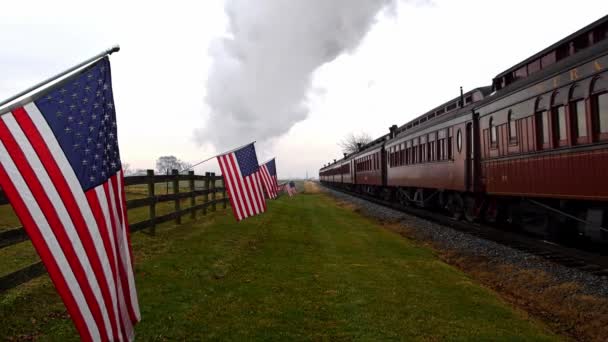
top-left (223, 186), bottom-right (227, 209)
top-left (172, 169), bottom-right (181, 225)
top-left (189, 170), bottom-right (196, 220)
top-left (210, 172), bottom-right (217, 212)
top-left (203, 172), bottom-right (210, 215)
top-left (147, 169), bottom-right (156, 235)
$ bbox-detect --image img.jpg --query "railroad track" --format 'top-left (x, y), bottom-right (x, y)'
top-left (323, 184), bottom-right (608, 278)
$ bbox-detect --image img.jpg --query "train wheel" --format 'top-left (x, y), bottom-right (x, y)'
top-left (447, 193), bottom-right (464, 220)
top-left (484, 198), bottom-right (498, 223)
top-left (381, 188), bottom-right (393, 202)
top-left (463, 195), bottom-right (480, 222)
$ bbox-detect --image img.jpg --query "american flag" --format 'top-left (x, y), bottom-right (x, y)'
top-left (259, 158), bottom-right (278, 199)
top-left (286, 181), bottom-right (297, 197)
top-left (0, 58), bottom-right (140, 341)
top-left (217, 143), bottom-right (266, 221)
top-left (267, 158), bottom-right (279, 193)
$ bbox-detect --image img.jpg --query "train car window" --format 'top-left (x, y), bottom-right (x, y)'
top-left (514, 66), bottom-right (527, 80)
top-left (447, 136), bottom-right (453, 160)
top-left (457, 129), bottom-right (462, 152)
top-left (556, 43), bottom-right (570, 61)
top-left (570, 100), bottom-right (588, 139)
top-left (592, 75), bottom-right (608, 136)
top-left (573, 35), bottom-right (589, 53)
top-left (594, 22), bottom-right (608, 42)
top-left (373, 153), bottom-right (378, 170)
top-left (508, 111), bottom-right (517, 141)
top-left (528, 59), bottom-right (541, 74)
top-left (554, 106), bottom-right (567, 141)
top-left (489, 117), bottom-right (497, 145)
top-left (397, 146), bottom-right (401, 166)
top-left (396, 146), bottom-right (401, 166)
top-left (598, 93), bottom-right (608, 134)
top-left (536, 111), bottom-right (550, 146)
top-left (423, 139), bottom-right (428, 162)
top-left (541, 52), bottom-right (556, 68)
top-left (435, 138), bottom-right (440, 160)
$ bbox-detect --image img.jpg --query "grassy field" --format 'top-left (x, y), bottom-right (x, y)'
top-left (0, 187), bottom-right (560, 340)
top-left (0, 183), bottom-right (225, 278)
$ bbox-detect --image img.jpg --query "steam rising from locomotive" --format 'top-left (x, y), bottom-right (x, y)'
top-left (198, 0), bottom-right (398, 150)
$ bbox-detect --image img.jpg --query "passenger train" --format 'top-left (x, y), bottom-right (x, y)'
top-left (320, 15), bottom-right (608, 244)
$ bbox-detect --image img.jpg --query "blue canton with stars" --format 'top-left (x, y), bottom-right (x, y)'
top-left (34, 57), bottom-right (121, 191)
top-left (234, 144), bottom-right (260, 178)
top-left (266, 159), bottom-right (276, 177)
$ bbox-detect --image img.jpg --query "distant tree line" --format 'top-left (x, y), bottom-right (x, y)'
top-left (122, 156), bottom-right (193, 176)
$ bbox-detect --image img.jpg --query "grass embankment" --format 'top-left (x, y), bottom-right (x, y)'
top-left (1, 189), bottom-right (559, 340)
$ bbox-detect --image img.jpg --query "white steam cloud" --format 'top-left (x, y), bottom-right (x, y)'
top-left (198, 0), bottom-right (399, 151)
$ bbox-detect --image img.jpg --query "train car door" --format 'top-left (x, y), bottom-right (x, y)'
top-left (381, 147), bottom-right (387, 187)
top-left (465, 113), bottom-right (480, 192)
top-left (465, 122), bottom-right (473, 191)
top-left (351, 160), bottom-right (356, 184)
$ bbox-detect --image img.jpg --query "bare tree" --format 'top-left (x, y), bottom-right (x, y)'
top-left (156, 156), bottom-right (192, 174)
top-left (338, 132), bottom-right (372, 154)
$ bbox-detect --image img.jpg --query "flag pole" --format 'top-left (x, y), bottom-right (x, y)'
top-left (179, 141), bottom-right (257, 173)
top-left (0, 45), bottom-right (121, 115)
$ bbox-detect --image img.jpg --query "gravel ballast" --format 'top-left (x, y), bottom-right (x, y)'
top-left (323, 186), bottom-right (608, 299)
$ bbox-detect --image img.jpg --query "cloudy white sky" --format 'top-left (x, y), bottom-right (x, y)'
top-left (1, 1), bottom-right (607, 178)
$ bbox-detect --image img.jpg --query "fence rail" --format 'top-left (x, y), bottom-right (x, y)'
top-left (0, 169), bottom-right (229, 292)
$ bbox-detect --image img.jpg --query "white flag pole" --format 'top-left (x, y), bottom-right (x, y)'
top-left (179, 141), bottom-right (257, 173)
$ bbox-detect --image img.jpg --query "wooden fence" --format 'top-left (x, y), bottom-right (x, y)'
top-left (0, 169), bottom-right (229, 292)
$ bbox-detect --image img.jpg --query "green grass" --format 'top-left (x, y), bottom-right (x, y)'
top-left (0, 192), bottom-right (560, 340)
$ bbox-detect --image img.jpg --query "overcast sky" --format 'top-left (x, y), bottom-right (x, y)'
top-left (1, 1), bottom-right (607, 178)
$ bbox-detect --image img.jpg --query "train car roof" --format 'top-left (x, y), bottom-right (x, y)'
top-left (477, 37), bottom-right (608, 116)
top-left (392, 86), bottom-right (492, 137)
top-left (493, 14), bottom-right (608, 84)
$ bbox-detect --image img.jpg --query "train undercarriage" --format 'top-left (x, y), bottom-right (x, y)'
top-left (328, 182), bottom-right (607, 246)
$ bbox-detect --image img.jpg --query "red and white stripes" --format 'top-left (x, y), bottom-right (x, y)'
top-left (0, 103), bottom-right (140, 341)
top-left (217, 153), bottom-right (266, 222)
top-left (259, 164), bottom-right (277, 199)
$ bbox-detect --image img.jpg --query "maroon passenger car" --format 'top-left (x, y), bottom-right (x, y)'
top-left (476, 16), bottom-right (608, 239)
top-left (384, 88), bottom-right (491, 208)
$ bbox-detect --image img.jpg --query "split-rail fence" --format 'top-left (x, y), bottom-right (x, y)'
top-left (0, 169), bottom-right (229, 292)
